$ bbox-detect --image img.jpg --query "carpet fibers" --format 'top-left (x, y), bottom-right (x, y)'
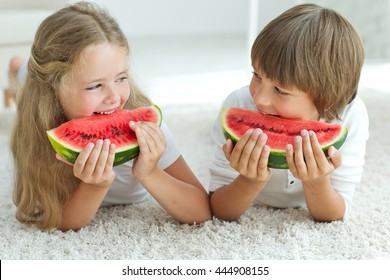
top-left (0, 91), bottom-right (389, 260)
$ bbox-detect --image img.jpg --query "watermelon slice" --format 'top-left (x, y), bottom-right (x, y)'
top-left (47, 105), bottom-right (162, 166)
top-left (221, 107), bottom-right (348, 169)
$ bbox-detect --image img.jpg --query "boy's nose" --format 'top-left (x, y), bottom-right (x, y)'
top-left (253, 86), bottom-right (272, 107)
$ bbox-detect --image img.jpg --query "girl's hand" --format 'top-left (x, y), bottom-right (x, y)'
top-left (130, 121), bottom-right (166, 180)
top-left (286, 130), bottom-right (342, 183)
top-left (223, 128), bottom-right (271, 183)
top-left (56, 139), bottom-right (116, 188)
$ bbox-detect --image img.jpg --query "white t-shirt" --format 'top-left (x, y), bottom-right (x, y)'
top-left (101, 121), bottom-right (181, 206)
top-left (209, 86), bottom-right (369, 217)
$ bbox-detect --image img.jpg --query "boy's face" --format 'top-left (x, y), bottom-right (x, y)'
top-left (249, 69), bottom-right (319, 121)
top-left (58, 43), bottom-right (130, 120)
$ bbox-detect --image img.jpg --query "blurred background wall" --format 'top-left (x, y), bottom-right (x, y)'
top-left (1, 0), bottom-right (389, 110)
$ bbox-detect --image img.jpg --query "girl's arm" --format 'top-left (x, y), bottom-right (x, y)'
top-left (59, 182), bottom-right (111, 231)
top-left (210, 129), bottom-right (271, 221)
top-left (210, 175), bottom-right (266, 221)
top-left (140, 156), bottom-right (211, 224)
top-left (286, 130), bottom-right (345, 221)
top-left (58, 139), bottom-right (116, 231)
top-left (131, 122), bottom-right (211, 224)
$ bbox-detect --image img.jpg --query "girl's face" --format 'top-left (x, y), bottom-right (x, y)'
top-left (249, 69), bottom-right (319, 121)
top-left (59, 43), bottom-right (130, 120)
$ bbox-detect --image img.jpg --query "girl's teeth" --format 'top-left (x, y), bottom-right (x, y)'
top-left (95, 109), bottom-right (115, 115)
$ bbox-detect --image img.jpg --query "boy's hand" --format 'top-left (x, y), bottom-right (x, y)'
top-left (223, 128), bottom-right (271, 182)
top-left (130, 121), bottom-right (166, 180)
top-left (286, 130), bottom-right (342, 183)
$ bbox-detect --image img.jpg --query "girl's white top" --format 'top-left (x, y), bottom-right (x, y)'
top-left (101, 121), bottom-right (181, 206)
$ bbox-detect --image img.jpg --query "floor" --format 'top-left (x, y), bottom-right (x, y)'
top-left (1, 34), bottom-right (389, 112)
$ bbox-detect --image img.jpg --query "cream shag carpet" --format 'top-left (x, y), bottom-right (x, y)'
top-left (0, 90), bottom-right (389, 260)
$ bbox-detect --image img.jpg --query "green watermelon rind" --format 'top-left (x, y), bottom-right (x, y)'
top-left (47, 105), bottom-right (162, 167)
top-left (221, 108), bottom-right (348, 169)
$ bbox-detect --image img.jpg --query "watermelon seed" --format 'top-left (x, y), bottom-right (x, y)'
top-left (79, 133), bottom-right (94, 139)
top-left (111, 127), bottom-right (121, 136)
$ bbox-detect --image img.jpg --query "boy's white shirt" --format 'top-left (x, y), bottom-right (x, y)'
top-left (209, 86), bottom-right (369, 218)
top-left (101, 121), bottom-right (181, 206)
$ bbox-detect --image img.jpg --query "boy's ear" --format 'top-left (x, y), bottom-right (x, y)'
top-left (324, 102), bottom-right (334, 112)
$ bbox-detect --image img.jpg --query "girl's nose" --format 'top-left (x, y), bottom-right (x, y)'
top-left (104, 87), bottom-right (120, 104)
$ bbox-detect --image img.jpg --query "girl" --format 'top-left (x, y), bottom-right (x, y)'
top-left (209, 4), bottom-right (369, 222)
top-left (11, 2), bottom-right (210, 231)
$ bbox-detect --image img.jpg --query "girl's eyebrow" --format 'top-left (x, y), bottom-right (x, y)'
top-left (116, 70), bottom-right (128, 77)
top-left (83, 69), bottom-right (128, 84)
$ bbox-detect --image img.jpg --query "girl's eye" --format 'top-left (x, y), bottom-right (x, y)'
top-left (86, 84), bottom-right (102, 91)
top-left (117, 76), bottom-right (128, 83)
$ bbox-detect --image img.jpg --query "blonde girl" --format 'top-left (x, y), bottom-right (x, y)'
top-left (11, 2), bottom-right (210, 231)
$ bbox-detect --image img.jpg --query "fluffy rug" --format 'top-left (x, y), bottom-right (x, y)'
top-left (0, 90), bottom-right (389, 260)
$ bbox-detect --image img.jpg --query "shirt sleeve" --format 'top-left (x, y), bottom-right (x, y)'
top-left (330, 96), bottom-right (369, 218)
top-left (208, 87), bottom-right (253, 192)
top-left (157, 121), bottom-right (182, 170)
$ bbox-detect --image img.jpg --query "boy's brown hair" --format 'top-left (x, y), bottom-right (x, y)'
top-left (251, 4), bottom-right (365, 121)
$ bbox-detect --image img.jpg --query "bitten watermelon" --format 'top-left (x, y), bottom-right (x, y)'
top-left (47, 105), bottom-right (162, 166)
top-left (221, 107), bottom-right (348, 169)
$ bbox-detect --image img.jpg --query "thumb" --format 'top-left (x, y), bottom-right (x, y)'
top-left (328, 146), bottom-right (342, 169)
top-left (56, 153), bottom-right (73, 166)
top-left (222, 139), bottom-right (234, 161)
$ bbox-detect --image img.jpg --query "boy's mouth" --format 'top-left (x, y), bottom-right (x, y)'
top-left (257, 109), bottom-right (280, 118)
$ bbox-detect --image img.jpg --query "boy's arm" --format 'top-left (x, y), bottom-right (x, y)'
top-left (302, 176), bottom-right (345, 222)
top-left (286, 130), bottom-right (345, 221)
top-left (210, 130), bottom-right (271, 221)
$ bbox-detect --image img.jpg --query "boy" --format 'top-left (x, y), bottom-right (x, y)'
top-left (209, 4), bottom-right (369, 222)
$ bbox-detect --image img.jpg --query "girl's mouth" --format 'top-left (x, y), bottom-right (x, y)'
top-left (94, 109), bottom-right (116, 115)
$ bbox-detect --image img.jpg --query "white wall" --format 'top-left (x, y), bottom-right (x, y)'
top-left (93, 0), bottom-right (249, 38)
top-left (304, 0), bottom-right (390, 61)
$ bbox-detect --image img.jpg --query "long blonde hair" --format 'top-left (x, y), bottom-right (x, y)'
top-left (251, 4), bottom-right (365, 121)
top-left (11, 2), bottom-right (151, 231)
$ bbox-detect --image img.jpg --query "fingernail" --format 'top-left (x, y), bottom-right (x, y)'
top-left (295, 136), bottom-right (301, 143)
top-left (300, 130), bottom-right (307, 137)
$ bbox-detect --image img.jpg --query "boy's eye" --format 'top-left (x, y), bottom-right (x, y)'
top-left (252, 71), bottom-right (261, 80)
top-left (275, 87), bottom-right (289, 95)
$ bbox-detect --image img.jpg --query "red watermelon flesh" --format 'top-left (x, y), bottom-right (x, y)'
top-left (221, 107), bottom-right (348, 169)
top-left (47, 105), bottom-right (162, 166)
